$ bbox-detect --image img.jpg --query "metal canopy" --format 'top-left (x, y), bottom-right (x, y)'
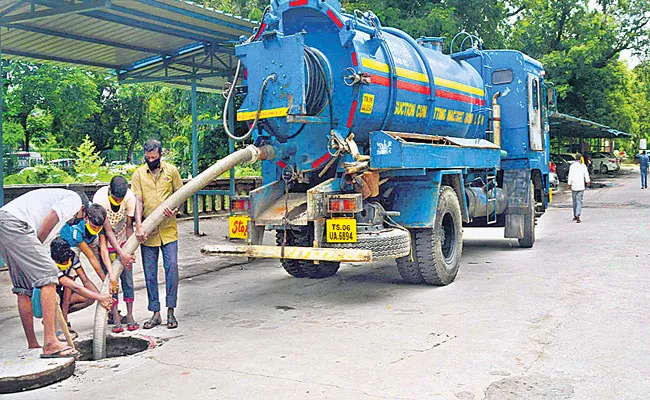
top-left (0, 0), bottom-right (258, 91)
top-left (549, 112), bottom-right (632, 139)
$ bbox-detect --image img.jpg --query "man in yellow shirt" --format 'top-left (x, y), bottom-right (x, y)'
top-left (131, 138), bottom-right (183, 329)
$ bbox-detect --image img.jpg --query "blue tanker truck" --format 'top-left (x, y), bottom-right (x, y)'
top-left (218, 0), bottom-right (552, 285)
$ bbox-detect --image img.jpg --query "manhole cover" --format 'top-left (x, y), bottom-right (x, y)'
top-left (0, 349), bottom-right (75, 394)
top-left (76, 336), bottom-right (154, 361)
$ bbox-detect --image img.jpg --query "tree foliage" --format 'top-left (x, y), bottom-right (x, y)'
top-left (2, 0), bottom-right (650, 184)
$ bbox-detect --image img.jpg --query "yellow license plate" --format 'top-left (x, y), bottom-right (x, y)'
top-left (229, 215), bottom-right (250, 239)
top-left (326, 218), bottom-right (357, 243)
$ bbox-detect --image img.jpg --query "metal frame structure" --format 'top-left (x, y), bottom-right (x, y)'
top-left (549, 112), bottom-right (632, 154)
top-left (0, 0), bottom-right (258, 235)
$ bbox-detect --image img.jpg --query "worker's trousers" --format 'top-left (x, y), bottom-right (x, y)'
top-left (141, 241), bottom-right (178, 312)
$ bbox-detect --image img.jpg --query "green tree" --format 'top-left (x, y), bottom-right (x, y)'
top-left (508, 0), bottom-right (645, 136)
top-left (4, 61), bottom-right (100, 150)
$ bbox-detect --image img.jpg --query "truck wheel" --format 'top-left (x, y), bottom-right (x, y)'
top-left (518, 182), bottom-right (535, 248)
top-left (275, 230), bottom-right (308, 278)
top-left (396, 230), bottom-right (425, 283)
top-left (397, 186), bottom-right (462, 286)
top-left (275, 228), bottom-right (340, 279)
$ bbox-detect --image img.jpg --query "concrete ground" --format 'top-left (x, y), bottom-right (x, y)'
top-left (1, 166), bottom-right (649, 399)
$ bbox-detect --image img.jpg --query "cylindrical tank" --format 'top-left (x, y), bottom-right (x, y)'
top-left (346, 28), bottom-right (486, 141)
top-left (465, 187), bottom-right (507, 218)
top-left (239, 0), bottom-right (488, 173)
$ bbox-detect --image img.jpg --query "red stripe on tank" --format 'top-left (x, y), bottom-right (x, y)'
top-left (253, 22), bottom-right (266, 41)
top-left (351, 52), bottom-right (358, 66)
top-left (396, 80), bottom-right (431, 95)
top-left (370, 73), bottom-right (483, 102)
top-left (312, 153), bottom-right (332, 169)
top-left (327, 9), bottom-right (343, 29)
top-left (289, 0), bottom-right (308, 6)
top-left (436, 89), bottom-right (485, 106)
top-left (276, 161), bottom-right (288, 169)
top-left (347, 99), bottom-right (358, 128)
top-left (368, 73), bottom-right (390, 87)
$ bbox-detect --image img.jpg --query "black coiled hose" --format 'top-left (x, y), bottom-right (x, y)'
top-left (304, 46), bottom-right (330, 116)
top-left (276, 47), bottom-right (333, 141)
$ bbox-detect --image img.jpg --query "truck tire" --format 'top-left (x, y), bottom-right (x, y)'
top-left (397, 186), bottom-right (463, 285)
top-left (324, 228), bottom-right (410, 260)
top-left (518, 182), bottom-right (535, 248)
top-left (275, 228), bottom-right (340, 278)
top-left (396, 236), bottom-right (425, 283)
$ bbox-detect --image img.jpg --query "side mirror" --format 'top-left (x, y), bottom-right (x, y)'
top-left (547, 87), bottom-right (556, 109)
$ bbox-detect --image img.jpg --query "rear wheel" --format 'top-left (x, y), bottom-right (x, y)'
top-left (600, 163), bottom-right (608, 174)
top-left (518, 182), bottom-right (535, 248)
top-left (275, 227), bottom-right (340, 279)
top-left (396, 186), bottom-right (463, 285)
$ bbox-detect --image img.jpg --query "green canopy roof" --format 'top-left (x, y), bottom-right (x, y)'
top-left (0, 0), bottom-right (259, 91)
top-left (549, 112), bottom-right (632, 139)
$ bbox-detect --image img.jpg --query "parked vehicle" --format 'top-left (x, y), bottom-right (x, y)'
top-left (3, 151), bottom-right (44, 174)
top-left (559, 152), bottom-right (593, 174)
top-left (549, 172), bottom-right (559, 189)
top-left (550, 153), bottom-right (571, 181)
top-left (48, 158), bottom-right (76, 172)
top-left (222, 0), bottom-right (553, 286)
top-left (588, 152), bottom-right (620, 174)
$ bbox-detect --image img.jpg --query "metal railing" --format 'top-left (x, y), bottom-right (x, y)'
top-left (2, 177), bottom-right (263, 218)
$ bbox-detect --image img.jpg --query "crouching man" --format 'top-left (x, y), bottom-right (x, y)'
top-left (50, 237), bottom-right (114, 340)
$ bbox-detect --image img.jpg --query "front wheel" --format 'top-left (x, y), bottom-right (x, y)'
top-left (396, 186), bottom-right (463, 285)
top-left (518, 182), bottom-right (535, 248)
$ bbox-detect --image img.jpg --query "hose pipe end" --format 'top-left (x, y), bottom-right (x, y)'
top-left (247, 145), bottom-right (276, 163)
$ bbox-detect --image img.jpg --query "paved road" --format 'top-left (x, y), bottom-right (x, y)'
top-left (2, 166), bottom-right (649, 399)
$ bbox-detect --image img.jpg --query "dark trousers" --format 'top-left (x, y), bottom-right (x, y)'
top-left (141, 241), bottom-right (178, 312)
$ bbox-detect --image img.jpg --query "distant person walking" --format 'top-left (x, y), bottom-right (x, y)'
top-left (637, 150), bottom-right (649, 189)
top-left (131, 138), bottom-right (183, 330)
top-left (567, 154), bottom-right (591, 223)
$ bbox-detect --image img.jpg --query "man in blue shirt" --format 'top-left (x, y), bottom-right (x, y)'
top-left (638, 151), bottom-right (649, 189)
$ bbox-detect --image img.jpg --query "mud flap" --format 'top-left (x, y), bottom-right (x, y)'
top-left (503, 169), bottom-right (531, 239)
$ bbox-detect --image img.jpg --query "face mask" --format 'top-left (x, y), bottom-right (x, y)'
top-left (55, 258), bottom-right (72, 271)
top-left (146, 157), bottom-right (161, 171)
top-left (85, 222), bottom-right (103, 236)
top-left (109, 195), bottom-right (123, 207)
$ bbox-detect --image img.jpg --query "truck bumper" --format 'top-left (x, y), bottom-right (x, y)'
top-left (201, 244), bottom-right (372, 263)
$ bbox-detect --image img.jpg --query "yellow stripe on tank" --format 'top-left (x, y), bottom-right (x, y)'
top-left (361, 57), bottom-right (428, 83)
top-left (237, 107), bottom-right (289, 121)
top-left (361, 57), bottom-right (390, 73)
top-left (434, 77), bottom-right (485, 96)
top-left (360, 57), bottom-right (484, 96)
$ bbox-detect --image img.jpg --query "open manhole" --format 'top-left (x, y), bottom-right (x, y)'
top-left (75, 336), bottom-right (155, 361)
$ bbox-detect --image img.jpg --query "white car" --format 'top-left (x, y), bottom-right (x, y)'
top-left (589, 152), bottom-right (620, 174)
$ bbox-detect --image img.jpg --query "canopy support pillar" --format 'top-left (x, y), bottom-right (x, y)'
top-left (191, 77), bottom-right (199, 235)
